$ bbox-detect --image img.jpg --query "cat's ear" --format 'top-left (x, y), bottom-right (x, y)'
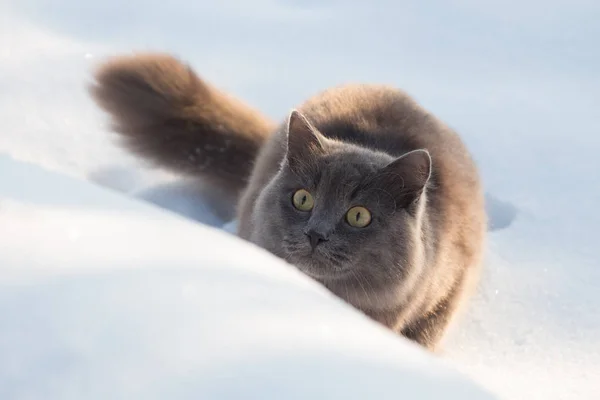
top-left (376, 149), bottom-right (432, 207)
top-left (285, 109), bottom-right (326, 170)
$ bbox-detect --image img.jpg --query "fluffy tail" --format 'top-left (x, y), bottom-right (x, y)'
top-left (89, 52), bottom-right (275, 197)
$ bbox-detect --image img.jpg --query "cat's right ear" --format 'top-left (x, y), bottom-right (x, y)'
top-left (285, 110), bottom-right (326, 171)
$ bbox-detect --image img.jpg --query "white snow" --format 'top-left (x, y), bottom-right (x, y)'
top-left (1, 0), bottom-right (599, 399)
top-left (0, 155), bottom-right (493, 399)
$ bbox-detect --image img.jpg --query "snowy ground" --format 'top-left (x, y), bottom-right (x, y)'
top-left (0, 155), bottom-right (494, 399)
top-left (1, 1), bottom-right (599, 399)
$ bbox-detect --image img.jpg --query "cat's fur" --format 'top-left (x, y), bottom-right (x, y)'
top-left (89, 53), bottom-right (275, 203)
top-left (90, 53), bottom-right (486, 350)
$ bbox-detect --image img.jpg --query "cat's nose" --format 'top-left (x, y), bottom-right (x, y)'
top-left (305, 229), bottom-right (329, 250)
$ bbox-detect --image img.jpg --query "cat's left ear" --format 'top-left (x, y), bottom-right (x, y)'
top-left (376, 149), bottom-right (432, 207)
top-left (285, 109), bottom-right (326, 171)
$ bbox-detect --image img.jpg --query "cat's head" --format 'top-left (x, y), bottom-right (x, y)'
top-left (254, 110), bottom-right (432, 309)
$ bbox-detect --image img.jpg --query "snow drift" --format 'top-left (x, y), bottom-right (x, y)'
top-left (0, 155), bottom-right (494, 399)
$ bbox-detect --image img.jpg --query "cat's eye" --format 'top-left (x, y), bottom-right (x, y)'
top-left (292, 189), bottom-right (314, 211)
top-left (346, 206), bottom-right (371, 228)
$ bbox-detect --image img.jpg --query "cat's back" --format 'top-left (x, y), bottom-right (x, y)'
top-left (299, 84), bottom-right (475, 173)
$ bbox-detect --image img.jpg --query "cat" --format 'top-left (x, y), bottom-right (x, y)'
top-left (90, 53), bottom-right (486, 351)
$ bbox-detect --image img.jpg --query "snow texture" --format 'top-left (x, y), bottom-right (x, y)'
top-left (1, 0), bottom-right (599, 399)
top-left (0, 155), bottom-right (493, 399)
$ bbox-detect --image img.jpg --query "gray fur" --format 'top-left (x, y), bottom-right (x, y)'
top-left (239, 86), bottom-right (486, 350)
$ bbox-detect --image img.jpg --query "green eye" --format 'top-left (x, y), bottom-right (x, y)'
top-left (292, 189), bottom-right (314, 211)
top-left (346, 206), bottom-right (371, 228)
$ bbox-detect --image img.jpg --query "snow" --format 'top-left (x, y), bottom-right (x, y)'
top-left (1, 0), bottom-right (599, 399)
top-left (0, 155), bottom-right (494, 399)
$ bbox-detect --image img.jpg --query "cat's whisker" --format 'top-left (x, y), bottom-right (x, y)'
top-left (320, 251), bottom-right (350, 268)
top-left (352, 270), bottom-right (372, 306)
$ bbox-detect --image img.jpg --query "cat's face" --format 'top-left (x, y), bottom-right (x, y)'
top-left (253, 110), bottom-right (431, 309)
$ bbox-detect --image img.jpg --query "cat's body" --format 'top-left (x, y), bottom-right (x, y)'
top-left (91, 53), bottom-right (486, 350)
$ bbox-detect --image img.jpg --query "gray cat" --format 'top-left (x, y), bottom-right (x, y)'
top-left (90, 53), bottom-right (486, 350)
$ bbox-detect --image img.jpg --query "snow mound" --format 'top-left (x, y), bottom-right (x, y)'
top-left (0, 155), bottom-right (494, 399)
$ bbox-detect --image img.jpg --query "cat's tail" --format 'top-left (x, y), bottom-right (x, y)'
top-left (89, 52), bottom-right (276, 197)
